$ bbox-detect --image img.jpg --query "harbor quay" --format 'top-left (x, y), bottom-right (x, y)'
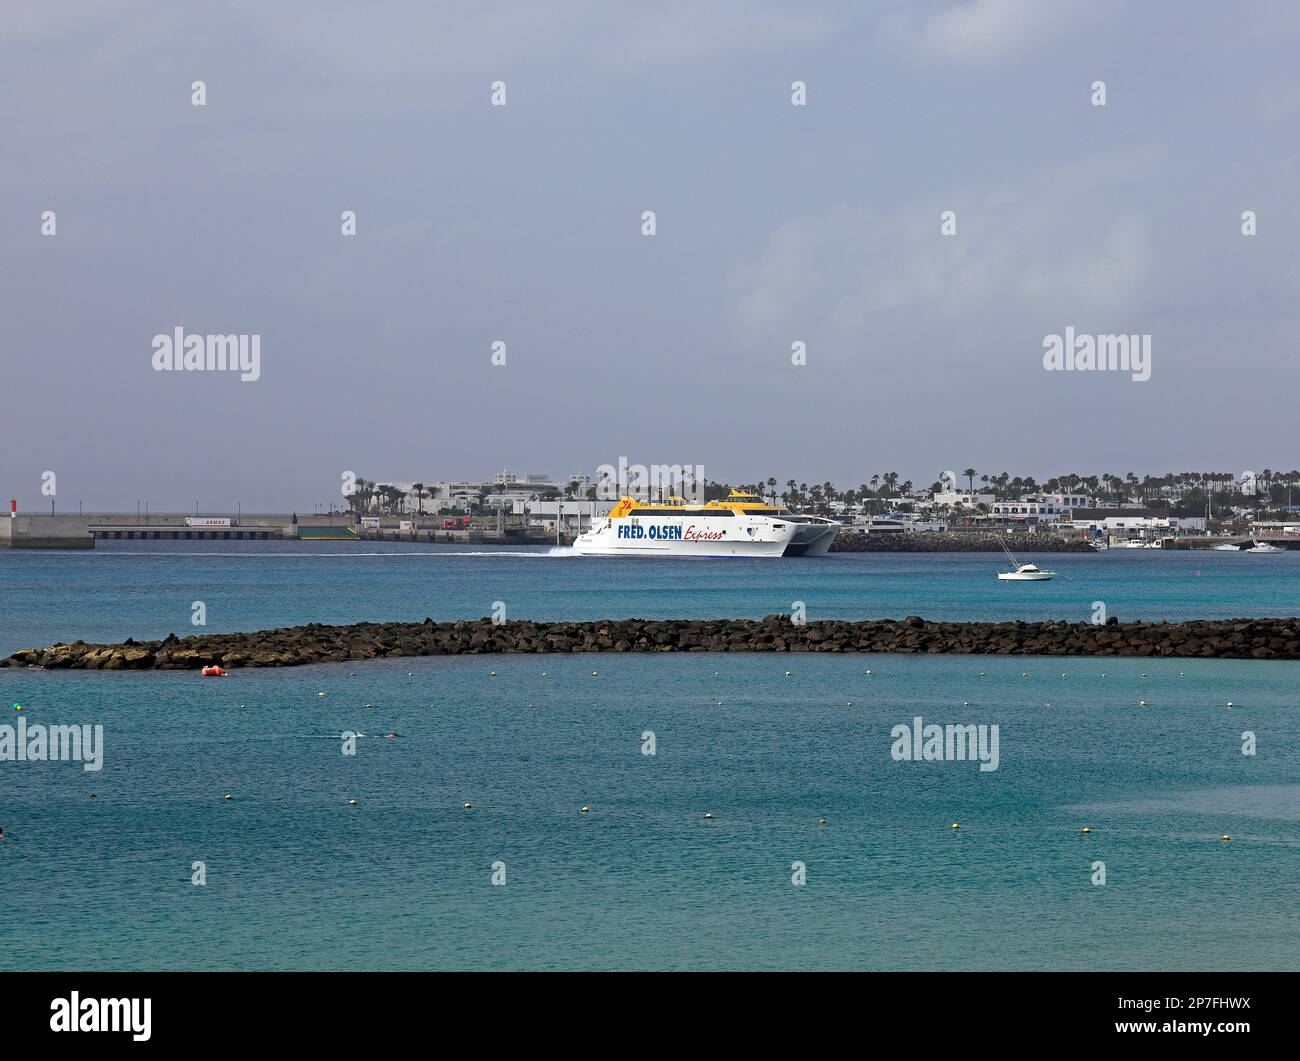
top-left (0, 511), bottom-right (553, 547)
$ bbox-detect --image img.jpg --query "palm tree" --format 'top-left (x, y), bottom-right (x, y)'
top-left (963, 468), bottom-right (976, 493)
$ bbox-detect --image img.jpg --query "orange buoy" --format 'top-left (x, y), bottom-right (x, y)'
top-left (201, 665), bottom-right (228, 677)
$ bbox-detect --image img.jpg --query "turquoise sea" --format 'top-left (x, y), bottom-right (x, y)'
top-left (1, 542), bottom-right (1298, 970)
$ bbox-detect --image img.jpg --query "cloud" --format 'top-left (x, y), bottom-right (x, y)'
top-left (725, 143), bottom-right (1166, 353)
top-left (885, 0), bottom-right (1103, 62)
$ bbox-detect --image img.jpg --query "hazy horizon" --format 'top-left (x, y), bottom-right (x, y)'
top-left (4, 1), bottom-right (1299, 511)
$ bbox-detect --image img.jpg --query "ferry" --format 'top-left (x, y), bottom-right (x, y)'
top-left (705, 490), bottom-right (841, 556)
top-left (572, 496), bottom-right (797, 557)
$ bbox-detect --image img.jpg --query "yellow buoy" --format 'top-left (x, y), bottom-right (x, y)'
top-left (950, 822), bottom-right (960, 830)
top-left (1221, 834), bottom-right (1231, 842)
top-left (1081, 826), bottom-right (1091, 833)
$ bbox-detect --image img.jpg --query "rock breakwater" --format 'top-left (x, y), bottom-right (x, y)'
top-left (4, 615), bottom-right (1299, 669)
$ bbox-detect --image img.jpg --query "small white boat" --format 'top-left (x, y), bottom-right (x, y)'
top-left (1212, 542), bottom-right (1241, 552)
top-left (1246, 540), bottom-right (1285, 554)
top-left (996, 538), bottom-right (1055, 581)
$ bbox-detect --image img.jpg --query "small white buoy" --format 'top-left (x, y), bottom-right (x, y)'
top-left (818, 817), bottom-right (828, 825)
top-left (1227, 701), bottom-right (1234, 709)
top-left (1081, 825), bottom-right (1092, 834)
top-left (592, 671), bottom-right (598, 677)
top-left (318, 691), bottom-right (326, 697)
top-left (703, 812), bottom-right (714, 820)
top-left (581, 805), bottom-right (590, 813)
top-left (950, 822), bottom-right (960, 830)
top-left (463, 802), bottom-right (473, 809)
top-left (785, 671), bottom-right (792, 677)
top-left (1139, 700), bottom-right (1148, 707)
top-left (1221, 834), bottom-right (1231, 842)
top-left (490, 671), bottom-right (497, 677)
top-left (223, 794), bottom-right (233, 801)
top-left (348, 799), bottom-right (357, 806)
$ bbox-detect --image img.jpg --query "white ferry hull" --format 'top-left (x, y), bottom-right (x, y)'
top-left (783, 518), bottom-right (839, 557)
top-left (573, 511), bottom-right (796, 558)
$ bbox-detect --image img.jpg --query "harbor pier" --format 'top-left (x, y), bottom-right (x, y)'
top-left (0, 514), bottom-right (95, 549)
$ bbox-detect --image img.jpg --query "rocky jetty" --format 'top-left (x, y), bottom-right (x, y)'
top-left (4, 615), bottom-right (1299, 669)
top-left (831, 532), bottom-right (1095, 553)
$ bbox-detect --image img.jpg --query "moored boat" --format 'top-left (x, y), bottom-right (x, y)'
top-left (996, 537), bottom-right (1056, 581)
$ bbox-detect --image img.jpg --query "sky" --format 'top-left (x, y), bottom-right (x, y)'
top-left (2, 0), bottom-right (1299, 511)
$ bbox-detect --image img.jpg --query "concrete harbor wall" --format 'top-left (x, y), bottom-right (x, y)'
top-left (0, 515), bottom-right (94, 549)
top-left (6, 614), bottom-right (1300, 668)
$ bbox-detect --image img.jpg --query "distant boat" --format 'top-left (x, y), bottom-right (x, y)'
top-left (1112, 538), bottom-right (1149, 549)
top-left (996, 537), bottom-right (1055, 581)
top-left (1246, 540), bottom-right (1284, 554)
top-left (1212, 542), bottom-right (1241, 551)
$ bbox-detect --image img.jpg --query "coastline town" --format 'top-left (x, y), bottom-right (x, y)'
top-left (5, 467), bottom-right (1300, 550)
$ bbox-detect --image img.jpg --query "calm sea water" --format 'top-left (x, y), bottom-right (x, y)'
top-left (1, 543), bottom-right (1298, 970)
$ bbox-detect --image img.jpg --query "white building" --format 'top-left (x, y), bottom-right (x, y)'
top-left (932, 489), bottom-right (996, 508)
top-left (991, 494), bottom-right (1090, 523)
